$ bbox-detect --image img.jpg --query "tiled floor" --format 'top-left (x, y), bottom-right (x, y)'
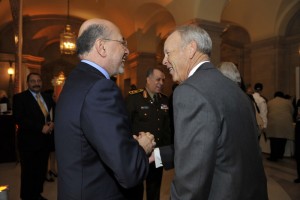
top-left (1, 153), bottom-right (300, 200)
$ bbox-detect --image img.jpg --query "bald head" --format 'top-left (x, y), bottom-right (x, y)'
top-left (78, 18), bottom-right (114, 37)
top-left (77, 19), bottom-right (118, 56)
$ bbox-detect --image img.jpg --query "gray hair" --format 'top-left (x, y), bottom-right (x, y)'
top-left (174, 24), bottom-right (212, 56)
top-left (76, 24), bottom-right (110, 56)
top-left (218, 62), bottom-right (241, 84)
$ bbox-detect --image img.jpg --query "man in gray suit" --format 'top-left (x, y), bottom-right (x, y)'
top-left (161, 24), bottom-right (268, 199)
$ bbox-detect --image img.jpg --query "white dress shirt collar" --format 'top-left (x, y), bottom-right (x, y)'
top-left (188, 61), bottom-right (209, 78)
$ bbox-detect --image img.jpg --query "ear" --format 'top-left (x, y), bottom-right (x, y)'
top-left (188, 41), bottom-right (197, 59)
top-left (95, 39), bottom-right (107, 57)
top-left (146, 77), bottom-right (150, 85)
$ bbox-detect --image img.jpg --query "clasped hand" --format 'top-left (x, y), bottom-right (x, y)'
top-left (42, 121), bottom-right (54, 134)
top-left (133, 132), bottom-right (156, 155)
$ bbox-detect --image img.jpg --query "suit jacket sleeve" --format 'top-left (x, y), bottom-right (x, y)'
top-left (171, 84), bottom-right (219, 200)
top-left (125, 94), bottom-right (135, 134)
top-left (159, 145), bottom-right (174, 170)
top-left (80, 79), bottom-right (149, 188)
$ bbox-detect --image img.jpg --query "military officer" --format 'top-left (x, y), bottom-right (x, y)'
top-left (126, 67), bottom-right (171, 200)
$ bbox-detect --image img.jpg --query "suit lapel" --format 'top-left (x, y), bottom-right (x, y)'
top-left (41, 93), bottom-right (51, 111)
top-left (25, 90), bottom-right (47, 118)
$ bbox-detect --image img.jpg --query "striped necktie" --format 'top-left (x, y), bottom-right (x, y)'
top-left (36, 93), bottom-right (48, 118)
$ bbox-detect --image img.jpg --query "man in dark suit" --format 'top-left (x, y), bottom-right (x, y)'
top-left (160, 24), bottom-right (268, 199)
top-left (13, 72), bottom-right (54, 200)
top-left (55, 18), bottom-right (155, 200)
top-left (126, 67), bottom-right (171, 200)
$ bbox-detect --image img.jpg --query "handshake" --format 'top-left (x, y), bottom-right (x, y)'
top-left (134, 132), bottom-right (156, 155)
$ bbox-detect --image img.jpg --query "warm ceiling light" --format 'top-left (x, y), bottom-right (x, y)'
top-left (60, 24), bottom-right (76, 54)
top-left (60, 0), bottom-right (76, 55)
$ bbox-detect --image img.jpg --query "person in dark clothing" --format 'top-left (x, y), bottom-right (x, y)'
top-left (126, 67), bottom-right (172, 200)
top-left (168, 83), bottom-right (178, 142)
top-left (55, 18), bottom-right (155, 199)
top-left (13, 73), bottom-right (54, 200)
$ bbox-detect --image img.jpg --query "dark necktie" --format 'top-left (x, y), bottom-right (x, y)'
top-left (153, 94), bottom-right (159, 104)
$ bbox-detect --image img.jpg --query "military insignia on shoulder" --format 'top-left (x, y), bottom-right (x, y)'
top-left (128, 89), bottom-right (144, 95)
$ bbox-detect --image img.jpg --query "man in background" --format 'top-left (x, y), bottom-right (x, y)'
top-left (13, 72), bottom-right (54, 200)
top-left (126, 67), bottom-right (171, 200)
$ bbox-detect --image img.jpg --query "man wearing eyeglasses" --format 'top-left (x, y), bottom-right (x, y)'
top-left (55, 18), bottom-right (155, 200)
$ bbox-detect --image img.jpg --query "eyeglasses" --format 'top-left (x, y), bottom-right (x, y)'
top-left (103, 38), bottom-right (128, 47)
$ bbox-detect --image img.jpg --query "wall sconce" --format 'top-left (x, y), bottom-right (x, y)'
top-left (14, 35), bottom-right (18, 45)
top-left (7, 61), bottom-right (14, 111)
top-left (7, 66), bottom-right (14, 76)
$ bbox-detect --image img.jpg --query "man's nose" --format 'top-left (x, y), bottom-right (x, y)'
top-left (162, 56), bottom-right (167, 65)
top-left (125, 46), bottom-right (130, 55)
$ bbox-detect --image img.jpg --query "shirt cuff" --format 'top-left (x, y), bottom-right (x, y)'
top-left (154, 148), bottom-right (163, 168)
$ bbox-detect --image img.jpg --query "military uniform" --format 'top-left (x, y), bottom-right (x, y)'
top-left (126, 89), bottom-right (171, 146)
top-left (126, 88), bottom-right (171, 200)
